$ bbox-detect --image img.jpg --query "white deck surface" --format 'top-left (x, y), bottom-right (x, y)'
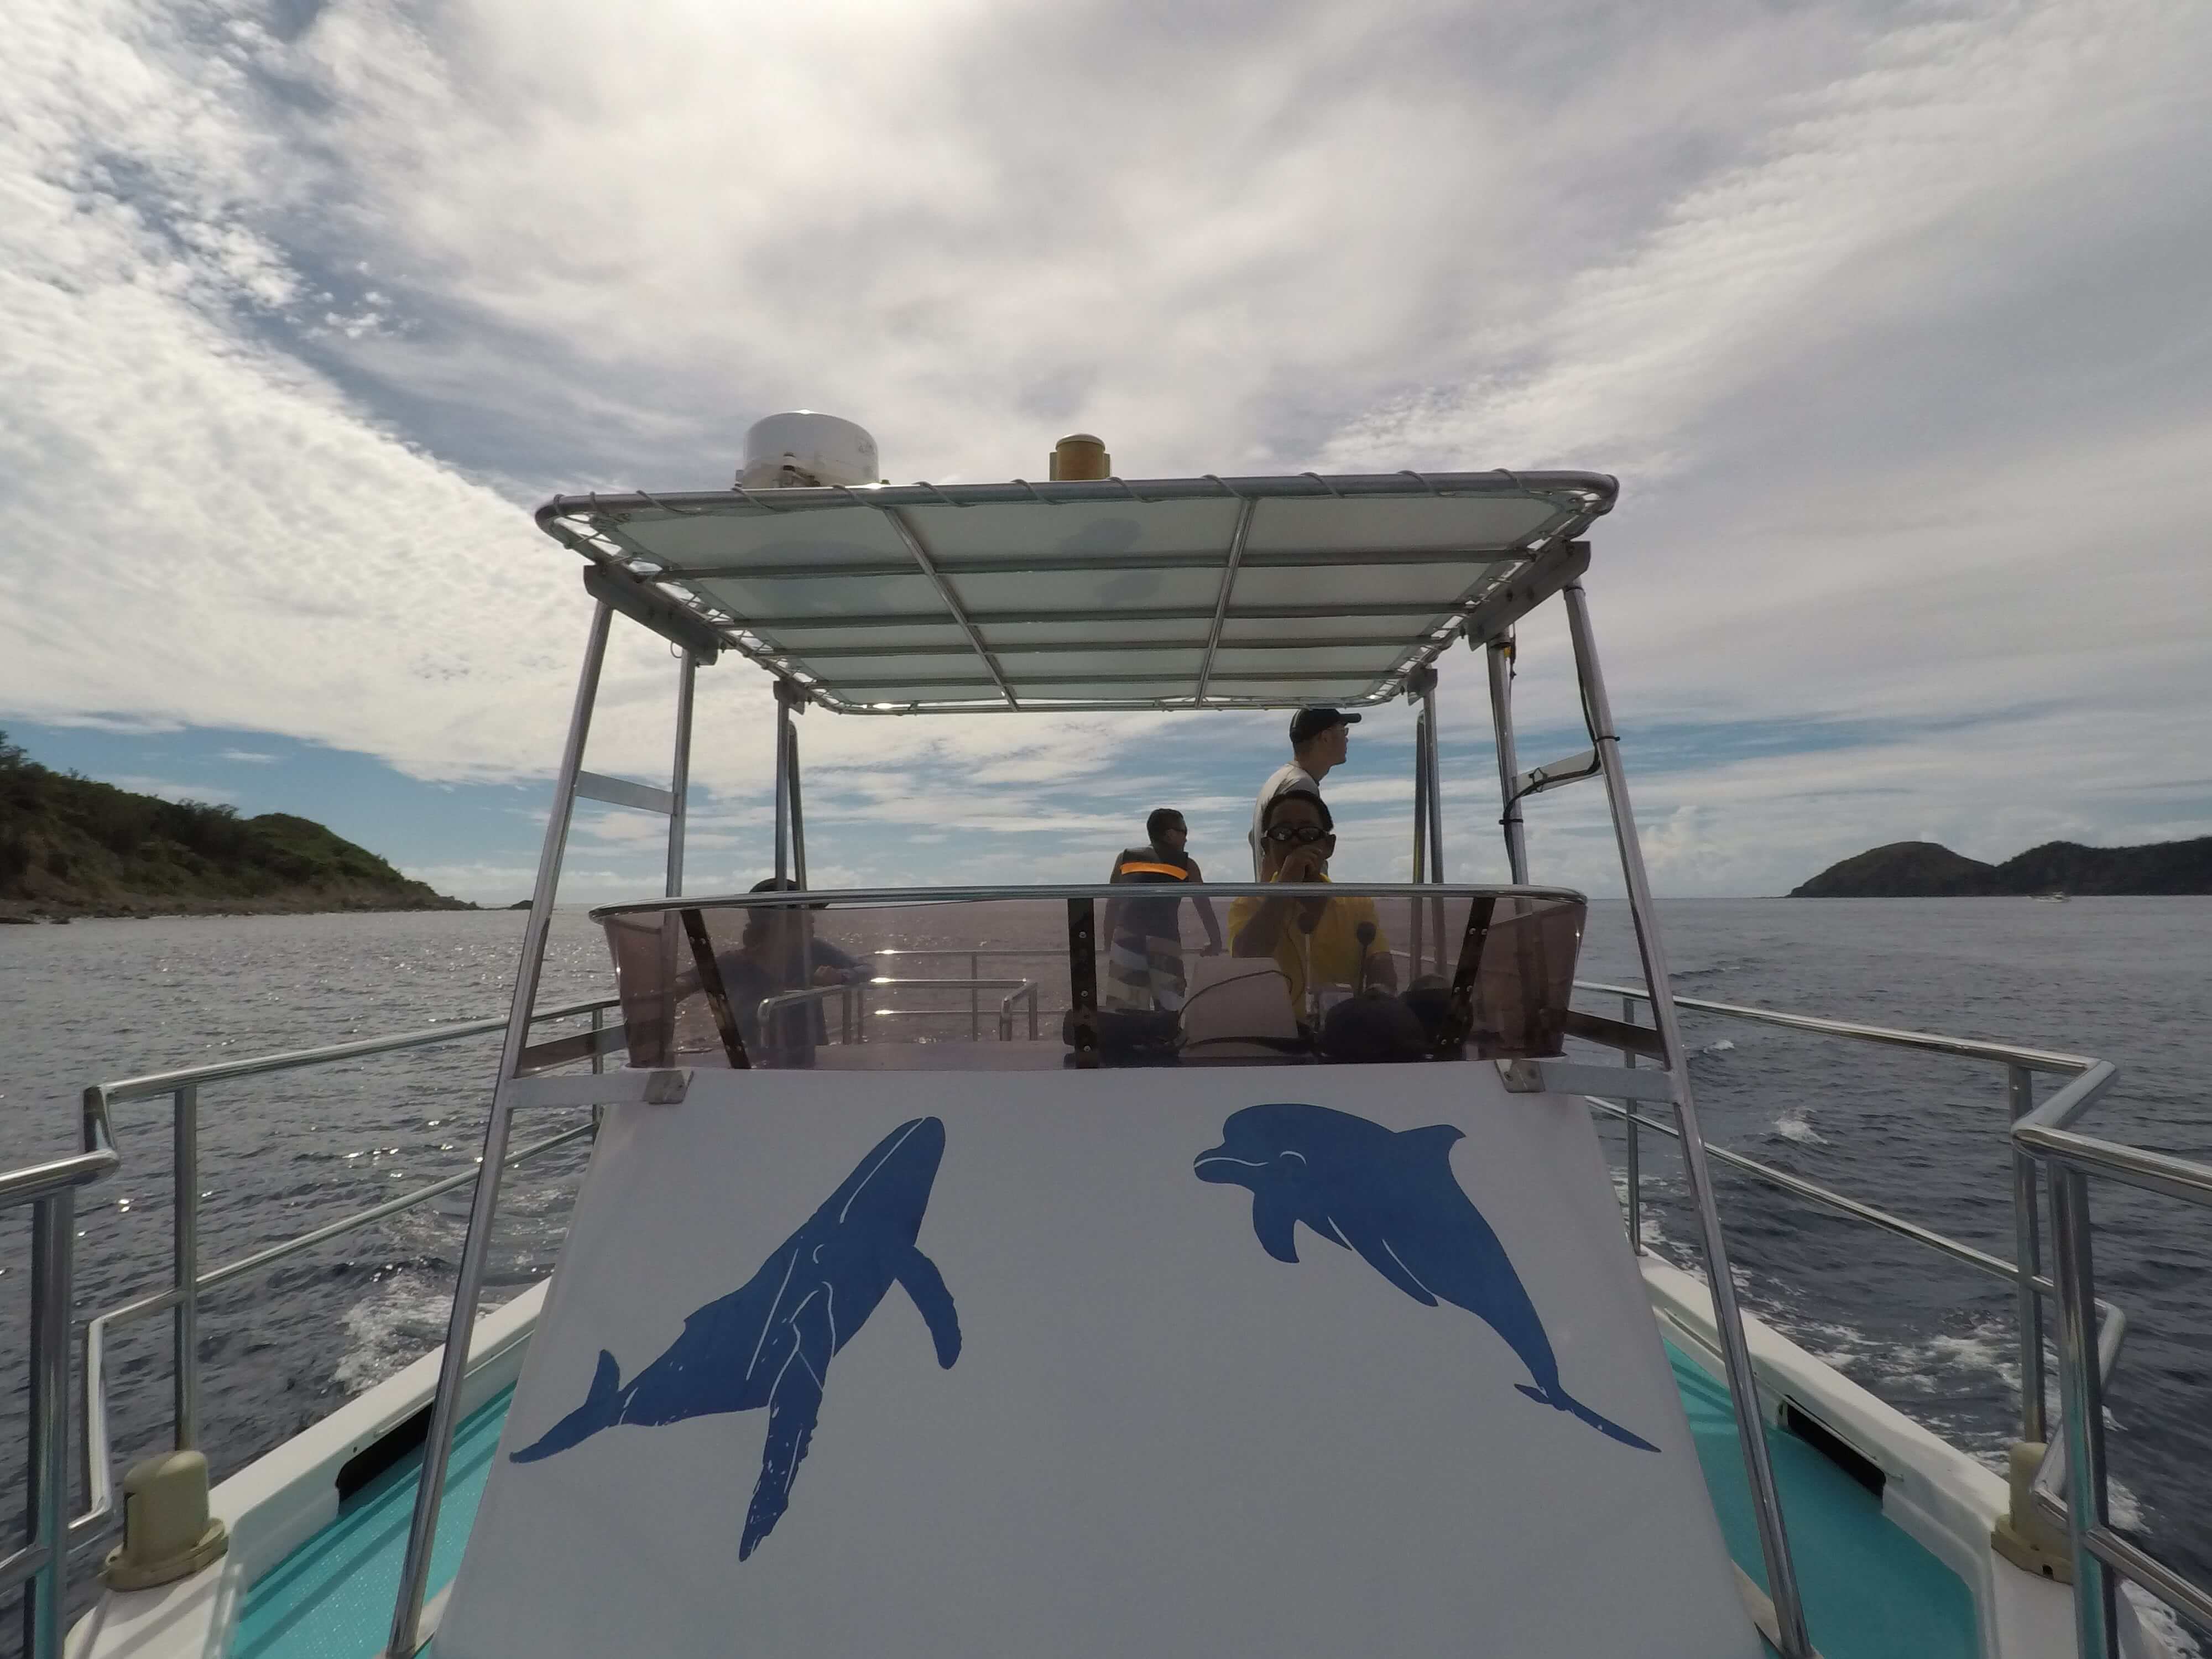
top-left (437, 1065), bottom-right (1760, 1659)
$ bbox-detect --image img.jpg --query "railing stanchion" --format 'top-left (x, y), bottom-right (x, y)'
top-left (2008, 1065), bottom-right (2046, 1444)
top-left (1623, 997), bottom-right (1644, 1256)
top-left (2052, 1165), bottom-right (2118, 1657)
top-left (969, 951), bottom-right (980, 1041)
top-left (388, 600), bottom-right (612, 1659)
top-left (24, 1191), bottom-right (74, 1659)
top-left (174, 1083), bottom-right (201, 1449)
top-left (1563, 582), bottom-right (1809, 1657)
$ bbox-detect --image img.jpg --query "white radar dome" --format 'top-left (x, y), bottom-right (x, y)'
top-left (738, 412), bottom-right (880, 489)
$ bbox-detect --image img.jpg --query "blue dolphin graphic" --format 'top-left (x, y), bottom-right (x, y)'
top-left (1195, 1103), bottom-right (1657, 1453)
top-left (510, 1117), bottom-right (962, 1557)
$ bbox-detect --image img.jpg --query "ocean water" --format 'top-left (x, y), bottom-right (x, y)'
top-left (1, 899), bottom-right (2206, 1651)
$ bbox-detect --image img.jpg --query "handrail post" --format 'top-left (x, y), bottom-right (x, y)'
top-left (2008, 1065), bottom-right (2047, 1444)
top-left (387, 600), bottom-right (613, 1659)
top-left (24, 1191), bottom-right (74, 1659)
top-left (1421, 667), bottom-right (1445, 974)
top-left (969, 951), bottom-right (980, 1041)
top-left (2051, 1165), bottom-right (2118, 1657)
top-left (1623, 996), bottom-right (1645, 1256)
top-left (1563, 582), bottom-right (1810, 1657)
top-left (786, 717), bottom-right (807, 889)
top-left (772, 681), bottom-right (796, 885)
top-left (1484, 634), bottom-right (1529, 885)
top-left (174, 1084), bottom-right (200, 1449)
top-left (1411, 700), bottom-right (1429, 971)
top-left (666, 650), bottom-right (695, 897)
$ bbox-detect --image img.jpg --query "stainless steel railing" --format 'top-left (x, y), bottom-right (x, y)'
top-left (755, 976), bottom-right (1044, 1045)
top-left (1581, 976), bottom-right (2080, 1443)
top-left (869, 948), bottom-right (1070, 1039)
top-left (1579, 979), bottom-right (2211, 1655)
top-left (0, 994), bottom-right (623, 1659)
top-left (2014, 1066), bottom-right (2212, 1651)
top-left (0, 1146), bottom-right (118, 1658)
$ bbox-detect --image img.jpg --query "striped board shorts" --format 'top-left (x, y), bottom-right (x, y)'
top-left (1105, 933), bottom-right (1187, 1012)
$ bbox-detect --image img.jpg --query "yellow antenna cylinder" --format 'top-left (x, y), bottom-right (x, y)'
top-left (1050, 434), bottom-right (1110, 481)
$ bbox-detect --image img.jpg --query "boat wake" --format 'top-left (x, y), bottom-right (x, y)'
top-left (333, 1277), bottom-right (459, 1395)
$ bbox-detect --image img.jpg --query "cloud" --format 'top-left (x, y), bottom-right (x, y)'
top-left (216, 748), bottom-right (281, 763)
top-left (3, 0), bottom-right (2209, 898)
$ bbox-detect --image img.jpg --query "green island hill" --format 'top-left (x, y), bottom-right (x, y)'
top-left (1791, 836), bottom-right (2212, 898)
top-left (0, 731), bottom-right (473, 921)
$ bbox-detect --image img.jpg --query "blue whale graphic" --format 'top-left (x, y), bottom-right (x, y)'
top-left (1196, 1103), bottom-right (1657, 1453)
top-left (509, 1117), bottom-right (962, 1557)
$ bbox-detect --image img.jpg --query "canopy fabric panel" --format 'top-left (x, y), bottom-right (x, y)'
top-left (535, 471), bottom-right (1615, 714)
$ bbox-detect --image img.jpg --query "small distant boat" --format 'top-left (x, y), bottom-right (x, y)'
top-left (2034, 891), bottom-right (2070, 903)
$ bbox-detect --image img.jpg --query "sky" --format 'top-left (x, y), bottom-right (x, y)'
top-left (4, 0), bottom-right (2210, 904)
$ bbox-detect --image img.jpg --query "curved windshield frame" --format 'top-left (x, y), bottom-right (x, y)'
top-left (592, 885), bottom-right (1587, 1072)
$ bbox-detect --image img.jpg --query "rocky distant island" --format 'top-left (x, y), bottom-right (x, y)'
top-left (0, 731), bottom-right (473, 921)
top-left (1791, 836), bottom-right (2212, 898)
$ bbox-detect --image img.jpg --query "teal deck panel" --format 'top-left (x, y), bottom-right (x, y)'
top-left (232, 1389), bottom-right (510, 1659)
top-left (229, 1361), bottom-right (1976, 1658)
top-left (1667, 1343), bottom-right (1978, 1659)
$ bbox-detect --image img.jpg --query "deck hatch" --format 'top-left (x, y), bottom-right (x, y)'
top-left (1781, 1401), bottom-right (1886, 1499)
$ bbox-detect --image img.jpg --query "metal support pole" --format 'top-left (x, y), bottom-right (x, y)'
top-left (173, 1083), bottom-right (200, 1449)
top-left (2052, 1166), bottom-right (2118, 1658)
top-left (1484, 635), bottom-right (1529, 884)
top-left (23, 1191), bottom-right (72, 1659)
top-left (1623, 995), bottom-right (1645, 1255)
top-left (1421, 672), bottom-right (1446, 973)
top-left (969, 951), bottom-right (980, 1042)
top-left (1410, 707), bottom-right (1429, 971)
top-left (1562, 582), bottom-right (1810, 1657)
top-left (388, 600), bottom-right (613, 1659)
top-left (788, 718), bottom-right (815, 993)
top-left (666, 651), bottom-right (696, 898)
top-left (2008, 1065), bottom-right (2047, 1444)
top-left (659, 653), bottom-right (696, 1070)
top-left (786, 722), bottom-right (808, 889)
top-left (772, 682), bottom-right (796, 885)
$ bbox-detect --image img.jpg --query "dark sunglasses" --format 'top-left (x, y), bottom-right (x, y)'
top-left (1262, 823), bottom-right (1332, 846)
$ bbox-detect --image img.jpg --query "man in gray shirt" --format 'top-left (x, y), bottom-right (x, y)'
top-left (1249, 707), bottom-right (1360, 876)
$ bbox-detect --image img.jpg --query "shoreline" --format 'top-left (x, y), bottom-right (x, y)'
top-left (0, 894), bottom-right (480, 924)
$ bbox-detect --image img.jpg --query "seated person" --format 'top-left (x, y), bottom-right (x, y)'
top-left (1228, 791), bottom-right (1397, 1030)
top-left (711, 877), bottom-right (870, 1067)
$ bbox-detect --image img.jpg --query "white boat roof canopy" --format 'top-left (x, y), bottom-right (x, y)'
top-left (535, 471), bottom-right (1615, 713)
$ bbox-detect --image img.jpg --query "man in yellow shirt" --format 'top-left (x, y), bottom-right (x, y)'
top-left (1228, 791), bottom-right (1396, 1022)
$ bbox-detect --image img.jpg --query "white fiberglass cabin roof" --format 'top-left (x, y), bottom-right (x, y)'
top-left (535, 471), bottom-right (1616, 714)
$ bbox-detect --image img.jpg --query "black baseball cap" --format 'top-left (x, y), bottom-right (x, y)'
top-left (1289, 707), bottom-right (1361, 744)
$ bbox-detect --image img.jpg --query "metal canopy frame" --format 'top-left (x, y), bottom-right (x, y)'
top-left (534, 469), bottom-right (1615, 716)
top-left (386, 471), bottom-right (1828, 1659)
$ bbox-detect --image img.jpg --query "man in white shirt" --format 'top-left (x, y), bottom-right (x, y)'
top-left (1249, 706), bottom-right (1360, 876)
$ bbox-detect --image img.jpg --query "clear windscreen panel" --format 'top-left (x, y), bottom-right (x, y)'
top-left (596, 889), bottom-right (1585, 1073)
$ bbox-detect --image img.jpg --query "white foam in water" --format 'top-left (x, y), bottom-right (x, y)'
top-left (2127, 1585), bottom-right (2203, 1659)
top-left (1772, 1109), bottom-right (1829, 1146)
top-left (333, 1277), bottom-right (471, 1395)
top-left (1702, 1039), bottom-right (1736, 1054)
